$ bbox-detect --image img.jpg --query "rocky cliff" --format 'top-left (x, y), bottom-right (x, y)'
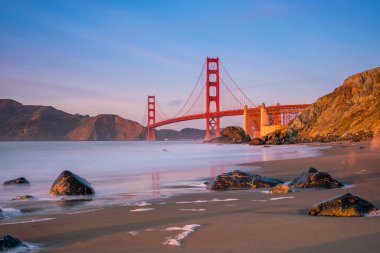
top-left (0, 99), bottom-right (145, 141)
top-left (290, 67), bottom-right (380, 140)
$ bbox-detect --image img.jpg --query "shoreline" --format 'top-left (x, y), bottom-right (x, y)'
top-left (1, 140), bottom-right (379, 252)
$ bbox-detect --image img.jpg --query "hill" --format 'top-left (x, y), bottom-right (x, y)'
top-left (290, 67), bottom-right (380, 141)
top-left (0, 99), bottom-right (145, 141)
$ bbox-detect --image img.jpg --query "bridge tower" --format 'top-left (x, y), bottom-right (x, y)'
top-left (146, 95), bottom-right (156, 141)
top-left (205, 57), bottom-right (220, 140)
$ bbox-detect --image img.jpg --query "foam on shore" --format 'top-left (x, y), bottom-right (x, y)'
top-left (5, 242), bottom-right (40, 253)
top-left (179, 209), bottom-right (206, 212)
top-left (269, 196), bottom-right (295, 201)
top-left (0, 217), bottom-right (55, 225)
top-left (175, 198), bottom-right (239, 204)
top-left (130, 208), bottom-right (154, 212)
top-left (163, 224), bottom-right (202, 246)
top-left (0, 207), bottom-right (22, 218)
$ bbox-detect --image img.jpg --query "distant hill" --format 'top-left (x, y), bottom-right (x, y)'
top-left (290, 67), bottom-right (380, 140)
top-left (0, 99), bottom-right (145, 141)
top-left (0, 99), bottom-right (207, 141)
top-left (66, 114), bottom-right (145, 141)
top-left (156, 128), bottom-right (206, 140)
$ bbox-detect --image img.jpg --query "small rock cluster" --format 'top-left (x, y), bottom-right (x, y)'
top-left (207, 168), bottom-right (378, 217)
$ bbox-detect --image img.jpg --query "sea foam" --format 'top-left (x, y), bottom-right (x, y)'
top-left (0, 207), bottom-right (22, 218)
top-left (0, 218), bottom-right (55, 226)
top-left (163, 224), bottom-right (201, 246)
top-left (130, 208), bottom-right (154, 212)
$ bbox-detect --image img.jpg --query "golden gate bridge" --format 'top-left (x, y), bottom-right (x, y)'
top-left (142, 57), bottom-right (309, 141)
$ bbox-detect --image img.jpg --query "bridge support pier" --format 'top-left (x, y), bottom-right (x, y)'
top-left (146, 95), bottom-right (156, 141)
top-left (205, 57), bottom-right (220, 141)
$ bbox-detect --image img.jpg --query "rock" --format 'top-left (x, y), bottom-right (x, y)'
top-left (288, 167), bottom-right (344, 189)
top-left (12, 195), bottom-right (34, 201)
top-left (208, 126), bottom-right (250, 144)
top-left (49, 170), bottom-right (95, 196)
top-left (207, 170), bottom-right (284, 191)
top-left (309, 193), bottom-right (378, 216)
top-left (3, 177), bottom-right (30, 186)
top-left (269, 184), bottom-right (291, 194)
top-left (0, 235), bottom-right (25, 251)
top-left (266, 137), bottom-right (283, 145)
top-left (249, 138), bottom-right (265, 145)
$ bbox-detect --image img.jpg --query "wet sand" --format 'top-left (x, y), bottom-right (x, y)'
top-left (1, 140), bottom-right (379, 252)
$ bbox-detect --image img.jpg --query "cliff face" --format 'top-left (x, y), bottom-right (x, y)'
top-left (66, 115), bottom-right (145, 141)
top-left (0, 99), bottom-right (145, 141)
top-left (0, 99), bottom-right (82, 140)
top-left (290, 67), bottom-right (380, 139)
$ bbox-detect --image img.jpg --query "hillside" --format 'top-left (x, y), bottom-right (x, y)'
top-left (290, 67), bottom-right (380, 140)
top-left (156, 128), bottom-right (206, 140)
top-left (67, 114), bottom-right (145, 141)
top-left (0, 99), bottom-right (145, 141)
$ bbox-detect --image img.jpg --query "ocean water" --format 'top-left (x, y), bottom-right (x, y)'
top-left (0, 141), bottom-right (325, 218)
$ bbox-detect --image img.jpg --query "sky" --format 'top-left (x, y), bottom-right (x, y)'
top-left (1, 0), bottom-right (379, 130)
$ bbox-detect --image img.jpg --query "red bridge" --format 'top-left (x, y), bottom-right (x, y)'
top-left (143, 57), bottom-right (309, 141)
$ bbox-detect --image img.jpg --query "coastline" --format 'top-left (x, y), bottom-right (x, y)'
top-left (1, 140), bottom-right (379, 252)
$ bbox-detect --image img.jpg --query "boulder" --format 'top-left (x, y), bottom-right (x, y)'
top-left (49, 170), bottom-right (95, 196)
top-left (309, 193), bottom-right (378, 216)
top-left (288, 167), bottom-right (344, 189)
top-left (208, 126), bottom-right (250, 144)
top-left (0, 235), bottom-right (25, 251)
top-left (3, 177), bottom-right (30, 186)
top-left (269, 184), bottom-right (291, 194)
top-left (249, 138), bottom-right (265, 145)
top-left (12, 195), bottom-right (34, 201)
top-left (207, 170), bottom-right (284, 191)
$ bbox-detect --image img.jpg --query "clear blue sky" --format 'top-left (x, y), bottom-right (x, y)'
top-left (1, 0), bottom-right (379, 129)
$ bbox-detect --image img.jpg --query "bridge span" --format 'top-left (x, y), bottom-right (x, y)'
top-left (143, 57), bottom-right (309, 141)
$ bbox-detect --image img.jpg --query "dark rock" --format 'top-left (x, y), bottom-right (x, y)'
top-left (207, 170), bottom-right (284, 191)
top-left (249, 138), bottom-right (265, 145)
top-left (12, 195), bottom-right (34, 201)
top-left (288, 167), bottom-right (344, 189)
top-left (309, 193), bottom-right (378, 216)
top-left (3, 177), bottom-right (30, 186)
top-left (0, 235), bottom-right (25, 251)
top-left (266, 137), bottom-right (283, 145)
top-left (49, 170), bottom-right (95, 196)
top-left (209, 126), bottom-right (250, 144)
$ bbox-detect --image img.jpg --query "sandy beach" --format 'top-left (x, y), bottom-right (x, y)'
top-left (1, 140), bottom-right (379, 252)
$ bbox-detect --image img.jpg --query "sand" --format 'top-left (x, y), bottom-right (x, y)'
top-left (1, 140), bottom-right (379, 252)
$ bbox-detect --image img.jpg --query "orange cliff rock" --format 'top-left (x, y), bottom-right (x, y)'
top-left (290, 67), bottom-right (380, 139)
